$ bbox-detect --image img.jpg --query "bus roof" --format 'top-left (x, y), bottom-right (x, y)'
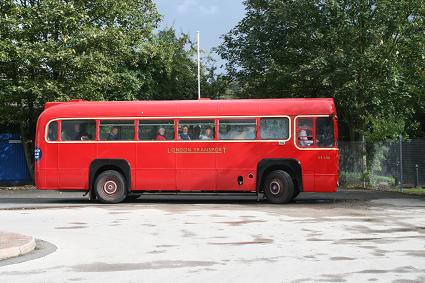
top-left (41, 98), bottom-right (336, 120)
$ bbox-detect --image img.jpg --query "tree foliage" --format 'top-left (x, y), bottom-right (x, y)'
top-left (218, 0), bottom-right (425, 140)
top-left (0, 0), bottom-right (206, 174)
top-left (0, 0), bottom-right (203, 136)
top-left (137, 27), bottom-right (198, 100)
top-left (1, 0), bottom-right (160, 124)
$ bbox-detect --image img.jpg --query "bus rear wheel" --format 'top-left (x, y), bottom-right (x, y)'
top-left (94, 170), bottom-right (127, 204)
top-left (263, 170), bottom-right (294, 204)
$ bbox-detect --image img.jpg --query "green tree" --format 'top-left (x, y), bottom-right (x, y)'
top-left (200, 55), bottom-right (229, 99)
top-left (0, 0), bottom-right (160, 132)
top-left (137, 27), bottom-right (198, 100)
top-left (0, 0), bottom-right (161, 176)
top-left (218, 0), bottom-right (425, 141)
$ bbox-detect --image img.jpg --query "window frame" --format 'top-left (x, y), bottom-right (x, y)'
top-left (46, 120), bottom-right (59, 142)
top-left (98, 119), bottom-right (136, 142)
top-left (59, 119), bottom-right (97, 142)
top-left (259, 117), bottom-right (290, 141)
top-left (138, 118), bottom-right (176, 142)
top-left (294, 115), bottom-right (337, 150)
top-left (296, 117), bottom-right (315, 147)
top-left (44, 115), bottom-right (292, 143)
top-left (315, 116), bottom-right (335, 148)
top-left (218, 118), bottom-right (258, 141)
top-left (177, 118), bottom-right (216, 141)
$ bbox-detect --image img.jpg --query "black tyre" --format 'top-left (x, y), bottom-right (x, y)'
top-left (94, 170), bottom-right (127, 204)
top-left (292, 190), bottom-right (300, 200)
top-left (263, 170), bottom-right (294, 204)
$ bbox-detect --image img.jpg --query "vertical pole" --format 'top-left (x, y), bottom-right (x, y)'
top-left (399, 134), bottom-right (403, 192)
top-left (197, 31), bottom-right (201, 100)
top-left (362, 135), bottom-right (366, 189)
top-left (415, 164), bottom-right (419, 188)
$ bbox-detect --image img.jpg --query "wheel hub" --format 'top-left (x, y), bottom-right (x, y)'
top-left (270, 181), bottom-right (281, 195)
top-left (103, 180), bottom-right (118, 195)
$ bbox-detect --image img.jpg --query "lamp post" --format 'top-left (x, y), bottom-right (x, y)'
top-left (197, 31), bottom-right (201, 100)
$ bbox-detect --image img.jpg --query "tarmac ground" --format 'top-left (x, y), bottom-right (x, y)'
top-left (0, 188), bottom-right (424, 282)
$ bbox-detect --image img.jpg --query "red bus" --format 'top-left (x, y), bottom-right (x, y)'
top-left (34, 98), bottom-right (339, 204)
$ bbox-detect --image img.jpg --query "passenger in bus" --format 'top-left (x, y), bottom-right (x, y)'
top-left (200, 127), bottom-right (213, 140)
top-left (179, 125), bottom-right (191, 140)
top-left (72, 123), bottom-right (91, 141)
top-left (107, 127), bottom-right (120, 141)
top-left (298, 129), bottom-right (313, 146)
top-left (192, 125), bottom-right (201, 140)
top-left (71, 124), bottom-right (83, 140)
top-left (155, 127), bottom-right (167, 140)
top-left (61, 123), bottom-right (83, 141)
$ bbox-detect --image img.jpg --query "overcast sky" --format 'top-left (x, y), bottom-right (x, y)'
top-left (154, 0), bottom-right (246, 69)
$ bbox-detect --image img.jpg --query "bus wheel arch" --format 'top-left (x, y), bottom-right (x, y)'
top-left (257, 159), bottom-right (302, 200)
top-left (89, 159), bottom-right (131, 202)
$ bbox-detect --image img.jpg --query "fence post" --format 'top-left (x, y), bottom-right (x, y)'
top-left (415, 164), bottom-right (419, 188)
top-left (399, 134), bottom-right (403, 192)
top-left (362, 135), bottom-right (367, 189)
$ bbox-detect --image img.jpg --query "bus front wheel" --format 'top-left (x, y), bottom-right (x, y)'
top-left (263, 170), bottom-right (294, 204)
top-left (94, 170), bottom-right (127, 204)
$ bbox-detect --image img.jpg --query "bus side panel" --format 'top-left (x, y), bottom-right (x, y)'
top-left (136, 142), bottom-right (176, 190)
top-left (314, 174), bottom-right (338, 192)
top-left (176, 142), bottom-right (217, 190)
top-left (44, 143), bottom-right (59, 188)
top-left (216, 142), bottom-right (257, 191)
top-left (288, 150), bottom-right (316, 192)
top-left (302, 171), bottom-right (315, 192)
top-left (35, 119), bottom-right (59, 189)
top-left (57, 144), bottom-right (97, 190)
top-left (314, 150), bottom-right (339, 192)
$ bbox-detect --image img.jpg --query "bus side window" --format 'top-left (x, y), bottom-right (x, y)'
top-left (139, 120), bottom-right (175, 141)
top-left (47, 121), bottom-right (58, 141)
top-left (99, 120), bottom-right (135, 141)
top-left (178, 120), bottom-right (215, 140)
top-left (61, 120), bottom-right (96, 141)
top-left (219, 119), bottom-right (256, 140)
top-left (316, 117), bottom-right (334, 147)
top-left (260, 118), bottom-right (289, 140)
top-left (297, 118), bottom-right (314, 147)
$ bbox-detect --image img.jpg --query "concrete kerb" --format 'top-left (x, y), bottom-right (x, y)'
top-left (0, 231), bottom-right (36, 260)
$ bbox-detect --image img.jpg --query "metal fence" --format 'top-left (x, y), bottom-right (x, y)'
top-left (339, 137), bottom-right (425, 190)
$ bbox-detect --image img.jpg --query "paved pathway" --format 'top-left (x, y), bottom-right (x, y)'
top-left (0, 232), bottom-right (36, 260)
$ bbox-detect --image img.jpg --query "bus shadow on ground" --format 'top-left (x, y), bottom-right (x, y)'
top-left (124, 194), bottom-right (340, 205)
top-left (0, 195), bottom-right (341, 206)
top-left (2, 190), bottom-right (419, 207)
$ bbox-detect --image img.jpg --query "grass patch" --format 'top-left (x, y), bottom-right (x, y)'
top-left (402, 188), bottom-right (425, 196)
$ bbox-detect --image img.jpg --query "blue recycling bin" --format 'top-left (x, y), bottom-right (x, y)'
top-left (0, 133), bottom-right (32, 184)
